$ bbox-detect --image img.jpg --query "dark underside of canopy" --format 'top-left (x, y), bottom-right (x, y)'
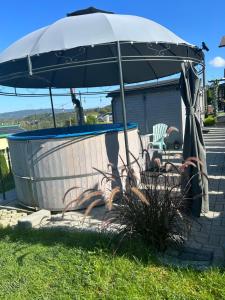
top-left (0, 42), bottom-right (203, 88)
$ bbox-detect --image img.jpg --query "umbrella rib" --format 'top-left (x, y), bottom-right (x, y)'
top-left (132, 44), bottom-right (158, 80)
top-left (83, 47), bottom-right (88, 87)
top-left (29, 27), bottom-right (49, 56)
top-left (159, 43), bottom-right (177, 57)
top-left (107, 43), bottom-right (119, 81)
top-left (49, 50), bottom-right (62, 87)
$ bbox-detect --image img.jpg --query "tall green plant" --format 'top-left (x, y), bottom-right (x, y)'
top-left (86, 115), bottom-right (97, 124)
top-left (0, 152), bottom-right (8, 176)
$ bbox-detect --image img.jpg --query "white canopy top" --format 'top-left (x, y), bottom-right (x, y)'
top-left (0, 12), bottom-right (189, 63)
top-left (0, 9), bottom-right (202, 88)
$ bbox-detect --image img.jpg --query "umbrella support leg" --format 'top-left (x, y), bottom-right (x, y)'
top-left (116, 41), bottom-right (131, 168)
top-left (49, 87), bottom-right (57, 128)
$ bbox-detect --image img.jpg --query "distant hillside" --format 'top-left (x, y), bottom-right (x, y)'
top-left (0, 105), bottom-right (112, 120)
top-left (0, 109), bottom-right (73, 120)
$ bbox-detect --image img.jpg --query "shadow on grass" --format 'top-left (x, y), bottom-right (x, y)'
top-left (1, 227), bottom-right (222, 272)
top-left (0, 226), bottom-right (159, 266)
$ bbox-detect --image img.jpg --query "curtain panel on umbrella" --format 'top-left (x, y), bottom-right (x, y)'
top-left (180, 62), bottom-right (209, 217)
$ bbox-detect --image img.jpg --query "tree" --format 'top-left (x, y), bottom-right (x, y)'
top-left (207, 88), bottom-right (213, 105)
top-left (86, 115), bottom-right (97, 124)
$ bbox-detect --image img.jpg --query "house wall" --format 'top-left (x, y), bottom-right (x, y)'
top-left (0, 138), bottom-right (8, 150)
top-left (112, 86), bottom-right (184, 140)
top-left (112, 94), bottom-right (146, 133)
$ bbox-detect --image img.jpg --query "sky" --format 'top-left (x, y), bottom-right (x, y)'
top-left (0, 0), bottom-right (224, 113)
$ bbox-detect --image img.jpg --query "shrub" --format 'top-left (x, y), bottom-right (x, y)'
top-left (0, 152), bottom-right (8, 177)
top-left (64, 118), bottom-right (76, 127)
top-left (203, 115), bottom-right (216, 127)
top-left (63, 153), bottom-right (204, 251)
top-left (86, 115), bottom-right (97, 124)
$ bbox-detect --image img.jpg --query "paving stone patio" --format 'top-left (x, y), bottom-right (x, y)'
top-left (161, 125), bottom-right (225, 266)
top-left (0, 208), bottom-right (28, 228)
top-left (187, 125), bottom-right (225, 265)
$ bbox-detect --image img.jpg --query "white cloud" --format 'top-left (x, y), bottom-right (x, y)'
top-left (209, 56), bottom-right (225, 68)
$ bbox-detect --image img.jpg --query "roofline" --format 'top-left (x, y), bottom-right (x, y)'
top-left (107, 78), bottom-right (180, 98)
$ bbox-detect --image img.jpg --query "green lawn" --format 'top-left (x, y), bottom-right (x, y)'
top-left (0, 228), bottom-right (224, 300)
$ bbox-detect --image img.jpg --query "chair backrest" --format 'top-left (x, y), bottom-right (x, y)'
top-left (152, 123), bottom-right (168, 142)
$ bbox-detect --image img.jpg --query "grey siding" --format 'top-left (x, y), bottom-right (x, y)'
top-left (145, 89), bottom-right (182, 134)
top-left (112, 87), bottom-right (184, 138)
top-left (113, 94), bottom-right (146, 133)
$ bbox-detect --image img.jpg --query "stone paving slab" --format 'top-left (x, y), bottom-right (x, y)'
top-left (41, 206), bottom-right (120, 233)
top-left (18, 209), bottom-right (51, 229)
top-left (187, 125), bottom-right (225, 265)
top-left (0, 208), bottom-right (28, 228)
top-left (149, 125), bottom-right (225, 266)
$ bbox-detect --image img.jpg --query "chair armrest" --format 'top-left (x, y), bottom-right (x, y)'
top-left (147, 134), bottom-right (154, 143)
top-left (145, 134), bottom-right (153, 138)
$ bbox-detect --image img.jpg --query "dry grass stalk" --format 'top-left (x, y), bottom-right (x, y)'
top-left (107, 187), bottom-right (121, 210)
top-left (63, 191), bottom-right (103, 217)
top-left (83, 199), bottom-right (103, 221)
top-left (186, 157), bottom-right (203, 166)
top-left (130, 187), bottom-right (149, 206)
top-left (62, 186), bottom-right (80, 204)
top-left (179, 160), bottom-right (197, 172)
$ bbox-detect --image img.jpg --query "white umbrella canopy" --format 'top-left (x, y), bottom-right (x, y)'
top-left (0, 7), bottom-right (204, 88)
top-left (0, 8), bottom-right (208, 215)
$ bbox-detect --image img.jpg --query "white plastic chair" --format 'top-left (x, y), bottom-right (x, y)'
top-left (146, 123), bottom-right (168, 150)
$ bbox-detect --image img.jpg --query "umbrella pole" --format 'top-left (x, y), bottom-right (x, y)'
top-left (49, 87), bottom-right (57, 128)
top-left (116, 41), bottom-right (131, 168)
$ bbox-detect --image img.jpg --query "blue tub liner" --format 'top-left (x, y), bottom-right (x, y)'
top-left (8, 123), bottom-right (137, 141)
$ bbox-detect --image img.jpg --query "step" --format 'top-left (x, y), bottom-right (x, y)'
top-left (17, 209), bottom-right (51, 229)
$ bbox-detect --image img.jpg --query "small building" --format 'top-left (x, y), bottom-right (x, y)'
top-left (108, 78), bottom-right (204, 143)
top-left (0, 125), bottom-right (25, 150)
top-left (218, 82), bottom-right (225, 111)
top-left (97, 113), bottom-right (113, 123)
top-left (0, 125), bottom-right (25, 169)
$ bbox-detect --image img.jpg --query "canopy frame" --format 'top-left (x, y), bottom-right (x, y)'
top-left (0, 41), bottom-right (204, 85)
top-left (0, 55), bottom-right (204, 84)
top-left (49, 87), bottom-right (57, 128)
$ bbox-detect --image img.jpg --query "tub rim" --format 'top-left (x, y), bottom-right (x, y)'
top-left (8, 123), bottom-right (137, 141)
